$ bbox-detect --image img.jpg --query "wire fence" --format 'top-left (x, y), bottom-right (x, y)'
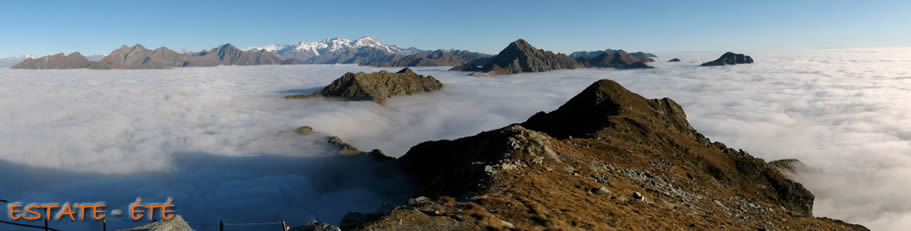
top-left (1, 199), bottom-right (293, 231)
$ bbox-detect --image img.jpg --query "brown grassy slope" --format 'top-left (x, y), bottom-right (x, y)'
top-left (343, 79), bottom-right (867, 230)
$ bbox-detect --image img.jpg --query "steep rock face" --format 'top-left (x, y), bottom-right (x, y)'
top-left (575, 50), bottom-right (655, 69)
top-left (345, 79), bottom-right (866, 230)
top-left (451, 39), bottom-right (580, 75)
top-left (286, 68), bottom-right (442, 105)
top-left (11, 52), bottom-right (92, 69)
top-left (701, 52), bottom-right (754, 66)
top-left (371, 50), bottom-right (491, 67)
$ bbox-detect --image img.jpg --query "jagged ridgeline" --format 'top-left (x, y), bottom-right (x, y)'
top-left (337, 79), bottom-right (867, 230)
top-left (12, 44), bottom-right (304, 69)
top-left (451, 39), bottom-right (655, 75)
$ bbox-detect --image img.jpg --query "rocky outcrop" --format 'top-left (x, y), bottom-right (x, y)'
top-left (450, 39), bottom-right (580, 75)
top-left (668, 58), bottom-right (681, 62)
top-left (574, 50), bottom-right (654, 69)
top-left (285, 68), bottom-right (442, 105)
top-left (118, 215), bottom-right (193, 231)
top-left (11, 52), bottom-right (92, 69)
top-left (701, 52), bottom-right (754, 66)
top-left (343, 79), bottom-right (867, 230)
top-left (370, 50), bottom-right (491, 67)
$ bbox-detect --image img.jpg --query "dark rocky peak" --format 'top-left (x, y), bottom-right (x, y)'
top-left (668, 58), bottom-right (681, 62)
top-left (454, 38), bottom-right (580, 74)
top-left (396, 67), bottom-right (416, 74)
top-left (503, 39), bottom-right (536, 54)
top-left (701, 52), bottom-right (754, 66)
top-left (523, 79), bottom-right (691, 139)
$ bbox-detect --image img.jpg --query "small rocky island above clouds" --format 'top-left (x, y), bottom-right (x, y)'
top-left (285, 68), bottom-right (442, 105)
top-left (701, 52), bottom-right (754, 66)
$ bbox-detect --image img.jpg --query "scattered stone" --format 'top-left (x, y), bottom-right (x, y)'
top-left (592, 186), bottom-right (611, 195)
top-left (590, 173), bottom-right (611, 184)
top-left (632, 192), bottom-right (645, 201)
top-left (500, 220), bottom-right (516, 229)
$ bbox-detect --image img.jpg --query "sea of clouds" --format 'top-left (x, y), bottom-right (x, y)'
top-left (0, 48), bottom-right (908, 230)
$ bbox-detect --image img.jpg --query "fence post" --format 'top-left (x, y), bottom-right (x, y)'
top-left (281, 220), bottom-right (287, 231)
top-left (219, 220), bottom-right (224, 231)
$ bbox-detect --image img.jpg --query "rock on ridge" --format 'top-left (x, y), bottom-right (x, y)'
top-left (285, 68), bottom-right (443, 105)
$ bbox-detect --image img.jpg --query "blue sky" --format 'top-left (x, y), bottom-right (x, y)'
top-left (0, 0), bottom-right (909, 57)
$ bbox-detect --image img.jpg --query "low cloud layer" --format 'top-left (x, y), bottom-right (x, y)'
top-left (0, 48), bottom-right (909, 230)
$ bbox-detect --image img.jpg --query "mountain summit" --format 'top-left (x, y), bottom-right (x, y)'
top-left (451, 39), bottom-right (581, 74)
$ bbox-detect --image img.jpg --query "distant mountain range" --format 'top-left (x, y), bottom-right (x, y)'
top-left (10, 36), bottom-right (658, 70)
top-left (247, 36), bottom-right (421, 60)
top-left (452, 39), bottom-right (655, 75)
top-left (12, 43), bottom-right (302, 69)
top-left (569, 49), bottom-right (657, 59)
top-left (247, 36), bottom-right (489, 67)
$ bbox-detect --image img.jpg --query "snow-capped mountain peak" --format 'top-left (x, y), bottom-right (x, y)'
top-left (245, 36), bottom-right (419, 60)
